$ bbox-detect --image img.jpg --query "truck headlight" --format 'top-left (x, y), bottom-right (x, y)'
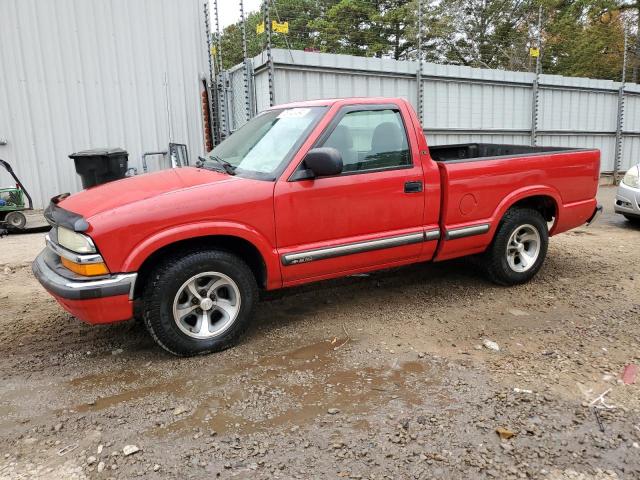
top-left (622, 166), bottom-right (640, 189)
top-left (57, 226), bottom-right (97, 254)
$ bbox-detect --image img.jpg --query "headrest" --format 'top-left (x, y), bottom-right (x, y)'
top-left (371, 122), bottom-right (402, 153)
top-left (325, 125), bottom-right (353, 150)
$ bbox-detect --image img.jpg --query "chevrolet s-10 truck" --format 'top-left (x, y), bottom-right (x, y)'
top-left (33, 97), bottom-right (602, 356)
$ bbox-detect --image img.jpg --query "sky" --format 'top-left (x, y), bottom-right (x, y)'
top-left (213, 0), bottom-right (262, 30)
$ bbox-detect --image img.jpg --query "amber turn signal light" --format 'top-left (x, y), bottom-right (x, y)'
top-left (61, 257), bottom-right (110, 276)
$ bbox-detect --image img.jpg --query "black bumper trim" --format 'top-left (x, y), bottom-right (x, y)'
top-left (32, 249), bottom-right (136, 300)
top-left (587, 204), bottom-right (603, 226)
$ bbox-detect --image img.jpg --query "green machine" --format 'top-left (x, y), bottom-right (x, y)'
top-left (0, 159), bottom-right (33, 231)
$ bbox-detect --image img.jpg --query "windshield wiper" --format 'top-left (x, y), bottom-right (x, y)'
top-left (197, 155), bottom-right (236, 175)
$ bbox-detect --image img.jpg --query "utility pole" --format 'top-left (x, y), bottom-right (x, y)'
top-left (240, 0), bottom-right (252, 121)
top-left (530, 5), bottom-right (542, 146)
top-left (416, 0), bottom-right (424, 125)
top-left (614, 24), bottom-right (629, 184)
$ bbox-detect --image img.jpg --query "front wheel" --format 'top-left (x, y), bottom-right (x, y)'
top-left (142, 250), bottom-right (258, 356)
top-left (482, 208), bottom-right (549, 286)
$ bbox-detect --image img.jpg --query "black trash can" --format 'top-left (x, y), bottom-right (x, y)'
top-left (69, 148), bottom-right (129, 189)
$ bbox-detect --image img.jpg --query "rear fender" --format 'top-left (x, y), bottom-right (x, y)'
top-left (488, 186), bottom-right (562, 238)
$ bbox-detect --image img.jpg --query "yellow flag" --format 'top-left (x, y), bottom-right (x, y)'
top-left (272, 20), bottom-right (289, 34)
top-left (529, 47), bottom-right (540, 58)
top-left (211, 45), bottom-right (217, 57)
top-left (256, 21), bottom-right (265, 34)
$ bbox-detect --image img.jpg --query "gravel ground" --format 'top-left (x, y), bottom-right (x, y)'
top-left (0, 186), bottom-right (638, 480)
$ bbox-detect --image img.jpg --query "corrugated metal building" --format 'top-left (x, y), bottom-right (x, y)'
top-left (227, 49), bottom-right (640, 173)
top-left (0, 0), bottom-right (209, 208)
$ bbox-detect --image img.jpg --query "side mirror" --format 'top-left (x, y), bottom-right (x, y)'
top-left (295, 147), bottom-right (343, 180)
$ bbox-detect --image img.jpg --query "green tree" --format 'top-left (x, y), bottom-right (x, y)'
top-left (309, 0), bottom-right (416, 59)
top-left (612, 0), bottom-right (639, 81)
top-left (219, 10), bottom-right (263, 70)
top-left (218, 0), bottom-right (633, 82)
top-left (542, 0), bottom-right (627, 80)
top-left (433, 0), bottom-right (538, 69)
top-left (220, 0), bottom-right (336, 69)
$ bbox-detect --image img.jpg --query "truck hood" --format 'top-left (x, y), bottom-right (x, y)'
top-left (59, 167), bottom-right (234, 219)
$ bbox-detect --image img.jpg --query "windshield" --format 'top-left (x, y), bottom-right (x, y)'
top-left (204, 106), bottom-right (326, 179)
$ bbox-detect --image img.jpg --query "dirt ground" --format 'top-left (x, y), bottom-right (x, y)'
top-left (1, 186), bottom-right (639, 480)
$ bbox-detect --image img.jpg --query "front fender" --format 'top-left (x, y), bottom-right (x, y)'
top-left (121, 221), bottom-right (282, 289)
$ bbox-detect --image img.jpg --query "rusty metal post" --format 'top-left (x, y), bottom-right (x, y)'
top-left (614, 24), bottom-right (629, 184)
top-left (530, 5), bottom-right (542, 147)
top-left (264, 0), bottom-right (275, 106)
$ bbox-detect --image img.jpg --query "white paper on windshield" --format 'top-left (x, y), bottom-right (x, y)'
top-left (277, 108), bottom-right (312, 119)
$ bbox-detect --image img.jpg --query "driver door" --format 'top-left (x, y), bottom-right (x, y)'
top-left (274, 104), bottom-right (426, 285)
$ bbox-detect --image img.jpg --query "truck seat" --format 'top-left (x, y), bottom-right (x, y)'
top-left (325, 125), bottom-right (358, 171)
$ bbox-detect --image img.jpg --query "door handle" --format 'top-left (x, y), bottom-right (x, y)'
top-left (404, 181), bottom-right (423, 193)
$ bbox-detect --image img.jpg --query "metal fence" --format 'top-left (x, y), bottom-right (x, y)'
top-left (220, 48), bottom-right (640, 174)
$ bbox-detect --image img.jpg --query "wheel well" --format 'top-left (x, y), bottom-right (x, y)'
top-left (133, 236), bottom-right (267, 298)
top-left (509, 195), bottom-right (557, 223)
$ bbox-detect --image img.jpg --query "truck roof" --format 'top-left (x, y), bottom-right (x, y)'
top-left (271, 97), bottom-right (408, 109)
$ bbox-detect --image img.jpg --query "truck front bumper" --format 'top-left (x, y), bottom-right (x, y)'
top-left (32, 248), bottom-right (136, 324)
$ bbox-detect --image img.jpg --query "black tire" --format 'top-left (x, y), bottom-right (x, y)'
top-left (142, 250), bottom-right (258, 356)
top-left (5, 211), bottom-right (26, 230)
top-left (482, 208), bottom-right (549, 286)
top-left (623, 214), bottom-right (640, 226)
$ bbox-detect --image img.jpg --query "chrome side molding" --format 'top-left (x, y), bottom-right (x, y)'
top-left (282, 230), bottom-right (439, 266)
top-left (280, 224), bottom-right (491, 266)
top-left (445, 223), bottom-right (490, 240)
top-left (425, 229), bottom-right (440, 241)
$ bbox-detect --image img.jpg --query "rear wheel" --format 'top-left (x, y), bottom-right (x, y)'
top-left (5, 211), bottom-right (26, 230)
top-left (142, 250), bottom-right (258, 356)
top-left (482, 208), bottom-right (548, 286)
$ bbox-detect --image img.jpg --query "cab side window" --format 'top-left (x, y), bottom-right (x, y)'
top-left (320, 109), bottom-right (411, 173)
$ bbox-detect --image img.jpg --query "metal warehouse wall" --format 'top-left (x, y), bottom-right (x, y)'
top-left (237, 49), bottom-right (640, 173)
top-left (0, 0), bottom-right (209, 208)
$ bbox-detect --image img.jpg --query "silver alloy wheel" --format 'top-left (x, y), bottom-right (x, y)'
top-left (506, 224), bottom-right (541, 273)
top-left (172, 272), bottom-right (241, 339)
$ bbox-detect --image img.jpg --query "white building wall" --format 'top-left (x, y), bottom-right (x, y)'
top-left (0, 0), bottom-right (209, 208)
top-left (235, 49), bottom-right (640, 173)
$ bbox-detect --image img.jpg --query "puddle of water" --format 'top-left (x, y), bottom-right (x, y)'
top-left (62, 338), bottom-right (440, 439)
top-left (155, 343), bottom-right (434, 437)
top-left (67, 340), bottom-right (343, 414)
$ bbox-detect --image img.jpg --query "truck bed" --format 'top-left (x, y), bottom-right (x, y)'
top-left (428, 142), bottom-right (579, 163)
top-left (432, 145), bottom-right (600, 262)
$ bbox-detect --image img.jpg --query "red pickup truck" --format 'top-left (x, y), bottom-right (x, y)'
top-left (33, 97), bottom-right (601, 356)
